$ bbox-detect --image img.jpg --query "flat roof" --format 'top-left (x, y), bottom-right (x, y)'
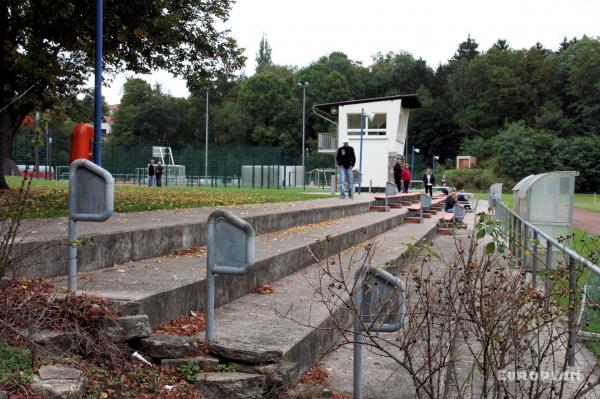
top-left (313, 94), bottom-right (422, 116)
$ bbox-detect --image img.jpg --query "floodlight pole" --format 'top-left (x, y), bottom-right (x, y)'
top-left (432, 155), bottom-right (439, 176)
top-left (410, 146), bottom-right (420, 177)
top-left (298, 82), bottom-right (309, 171)
top-left (93, 0), bottom-right (103, 165)
top-left (205, 90), bottom-right (209, 184)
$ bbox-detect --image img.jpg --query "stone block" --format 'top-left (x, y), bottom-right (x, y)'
top-left (209, 338), bottom-right (282, 364)
top-left (194, 372), bottom-right (265, 399)
top-left (103, 315), bottom-right (151, 342)
top-left (140, 334), bottom-right (198, 359)
top-left (32, 365), bottom-right (85, 399)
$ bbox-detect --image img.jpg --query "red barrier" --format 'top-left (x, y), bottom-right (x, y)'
top-left (69, 123), bottom-right (94, 164)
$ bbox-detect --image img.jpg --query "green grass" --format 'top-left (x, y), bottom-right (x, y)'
top-left (2, 176), bottom-right (332, 219)
top-left (473, 191), bottom-right (600, 213)
top-left (0, 344), bottom-right (32, 384)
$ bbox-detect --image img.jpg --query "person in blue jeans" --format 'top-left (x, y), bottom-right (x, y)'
top-left (445, 191), bottom-right (457, 213)
top-left (147, 159), bottom-right (155, 186)
top-left (336, 140), bottom-right (356, 199)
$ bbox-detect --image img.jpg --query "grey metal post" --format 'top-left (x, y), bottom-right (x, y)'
top-left (206, 266), bottom-right (215, 341)
top-left (568, 256), bottom-right (577, 367)
top-left (544, 241), bottom-right (552, 311)
top-left (522, 225), bottom-right (528, 269)
top-left (68, 217), bottom-right (77, 291)
top-left (205, 90), bottom-right (209, 184)
top-left (419, 206), bottom-right (423, 223)
top-left (532, 231), bottom-right (538, 288)
top-left (45, 122), bottom-right (49, 180)
top-left (353, 289), bottom-right (363, 399)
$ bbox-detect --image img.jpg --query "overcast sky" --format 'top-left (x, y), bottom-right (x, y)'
top-left (100, 0), bottom-right (600, 104)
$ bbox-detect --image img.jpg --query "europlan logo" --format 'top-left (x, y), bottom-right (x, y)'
top-left (499, 369), bottom-right (583, 382)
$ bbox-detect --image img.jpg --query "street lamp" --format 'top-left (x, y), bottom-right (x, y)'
top-left (410, 146), bottom-right (420, 177)
top-left (298, 82), bottom-right (309, 172)
top-left (432, 155), bottom-right (440, 176)
top-left (204, 90), bottom-right (209, 185)
top-left (358, 109), bottom-right (375, 194)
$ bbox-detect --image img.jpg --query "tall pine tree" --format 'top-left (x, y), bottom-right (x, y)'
top-left (255, 34), bottom-right (273, 73)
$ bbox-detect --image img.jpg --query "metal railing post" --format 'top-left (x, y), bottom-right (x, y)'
top-left (532, 231), bottom-right (538, 288)
top-left (568, 256), bottom-right (577, 367)
top-left (522, 225), bottom-right (529, 269)
top-left (544, 241), bottom-right (553, 311)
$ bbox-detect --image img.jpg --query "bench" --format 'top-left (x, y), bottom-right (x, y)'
top-left (441, 205), bottom-right (466, 223)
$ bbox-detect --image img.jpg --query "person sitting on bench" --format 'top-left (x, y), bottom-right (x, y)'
top-left (445, 191), bottom-right (457, 213)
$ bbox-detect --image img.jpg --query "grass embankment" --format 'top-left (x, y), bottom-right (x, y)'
top-left (473, 191), bottom-right (599, 213)
top-left (1, 176), bottom-right (332, 219)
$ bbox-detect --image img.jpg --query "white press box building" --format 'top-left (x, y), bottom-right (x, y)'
top-left (314, 94), bottom-right (422, 189)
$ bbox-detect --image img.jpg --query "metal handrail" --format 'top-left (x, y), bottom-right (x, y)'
top-left (490, 196), bottom-right (600, 277)
top-left (489, 192), bottom-right (600, 367)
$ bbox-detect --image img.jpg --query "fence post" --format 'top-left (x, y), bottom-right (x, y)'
top-left (544, 241), bottom-right (553, 311)
top-left (567, 256), bottom-right (577, 367)
top-left (531, 231), bottom-right (538, 288)
top-left (522, 225), bottom-right (528, 269)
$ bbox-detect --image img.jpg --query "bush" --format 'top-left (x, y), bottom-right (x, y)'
top-left (443, 168), bottom-right (512, 191)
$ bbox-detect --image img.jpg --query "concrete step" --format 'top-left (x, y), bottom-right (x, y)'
top-left (15, 196), bottom-right (375, 279)
top-left (52, 207), bottom-right (408, 327)
top-left (206, 217), bottom-right (438, 379)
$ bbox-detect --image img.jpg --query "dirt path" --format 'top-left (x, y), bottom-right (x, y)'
top-left (574, 207), bottom-right (600, 236)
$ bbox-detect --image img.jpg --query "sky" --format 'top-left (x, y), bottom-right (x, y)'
top-left (100, 0), bottom-right (600, 104)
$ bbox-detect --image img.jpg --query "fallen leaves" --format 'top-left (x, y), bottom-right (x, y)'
top-left (252, 284), bottom-right (274, 295)
top-left (153, 311), bottom-right (206, 336)
top-left (300, 364), bottom-right (329, 385)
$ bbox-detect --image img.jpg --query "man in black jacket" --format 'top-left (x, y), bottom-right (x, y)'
top-left (393, 158), bottom-right (403, 191)
top-left (422, 168), bottom-right (435, 196)
top-left (336, 140), bottom-right (356, 199)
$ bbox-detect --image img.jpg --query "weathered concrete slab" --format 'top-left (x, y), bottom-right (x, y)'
top-left (14, 195), bottom-right (375, 278)
top-left (208, 218), bottom-right (438, 379)
top-left (194, 372), bottom-right (266, 399)
top-left (53, 209), bottom-right (408, 326)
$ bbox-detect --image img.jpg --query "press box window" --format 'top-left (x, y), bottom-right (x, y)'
top-left (347, 113), bottom-right (387, 136)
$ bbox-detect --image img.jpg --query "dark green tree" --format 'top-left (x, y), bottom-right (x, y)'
top-left (255, 34), bottom-right (273, 73)
top-left (0, 0), bottom-right (245, 189)
top-left (452, 34), bottom-right (480, 61)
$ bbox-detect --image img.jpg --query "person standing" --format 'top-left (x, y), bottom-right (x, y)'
top-left (393, 158), bottom-right (403, 191)
top-left (336, 140), bottom-right (356, 199)
top-left (422, 168), bottom-right (435, 196)
top-left (441, 175), bottom-right (448, 187)
top-left (148, 159), bottom-right (155, 186)
top-left (401, 163), bottom-right (412, 193)
top-left (155, 162), bottom-right (164, 187)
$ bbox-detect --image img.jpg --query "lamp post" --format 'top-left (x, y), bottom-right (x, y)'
top-left (410, 146), bottom-right (420, 177)
top-left (432, 155), bottom-right (440, 176)
top-left (358, 109), bottom-right (375, 194)
top-left (298, 82), bottom-right (309, 171)
top-left (204, 90), bottom-right (209, 185)
top-left (93, 0), bottom-right (103, 165)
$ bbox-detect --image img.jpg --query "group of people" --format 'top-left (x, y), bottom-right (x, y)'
top-left (147, 159), bottom-right (165, 187)
top-left (393, 158), bottom-right (448, 196)
top-left (393, 159), bottom-right (412, 194)
top-left (336, 142), bottom-right (458, 212)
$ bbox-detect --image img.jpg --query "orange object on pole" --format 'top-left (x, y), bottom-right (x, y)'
top-left (69, 123), bottom-right (94, 164)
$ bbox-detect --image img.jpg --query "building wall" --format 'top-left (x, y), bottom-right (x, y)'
top-left (337, 99), bottom-right (409, 188)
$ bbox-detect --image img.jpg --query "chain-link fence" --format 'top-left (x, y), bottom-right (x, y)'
top-left (10, 135), bottom-right (336, 189)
